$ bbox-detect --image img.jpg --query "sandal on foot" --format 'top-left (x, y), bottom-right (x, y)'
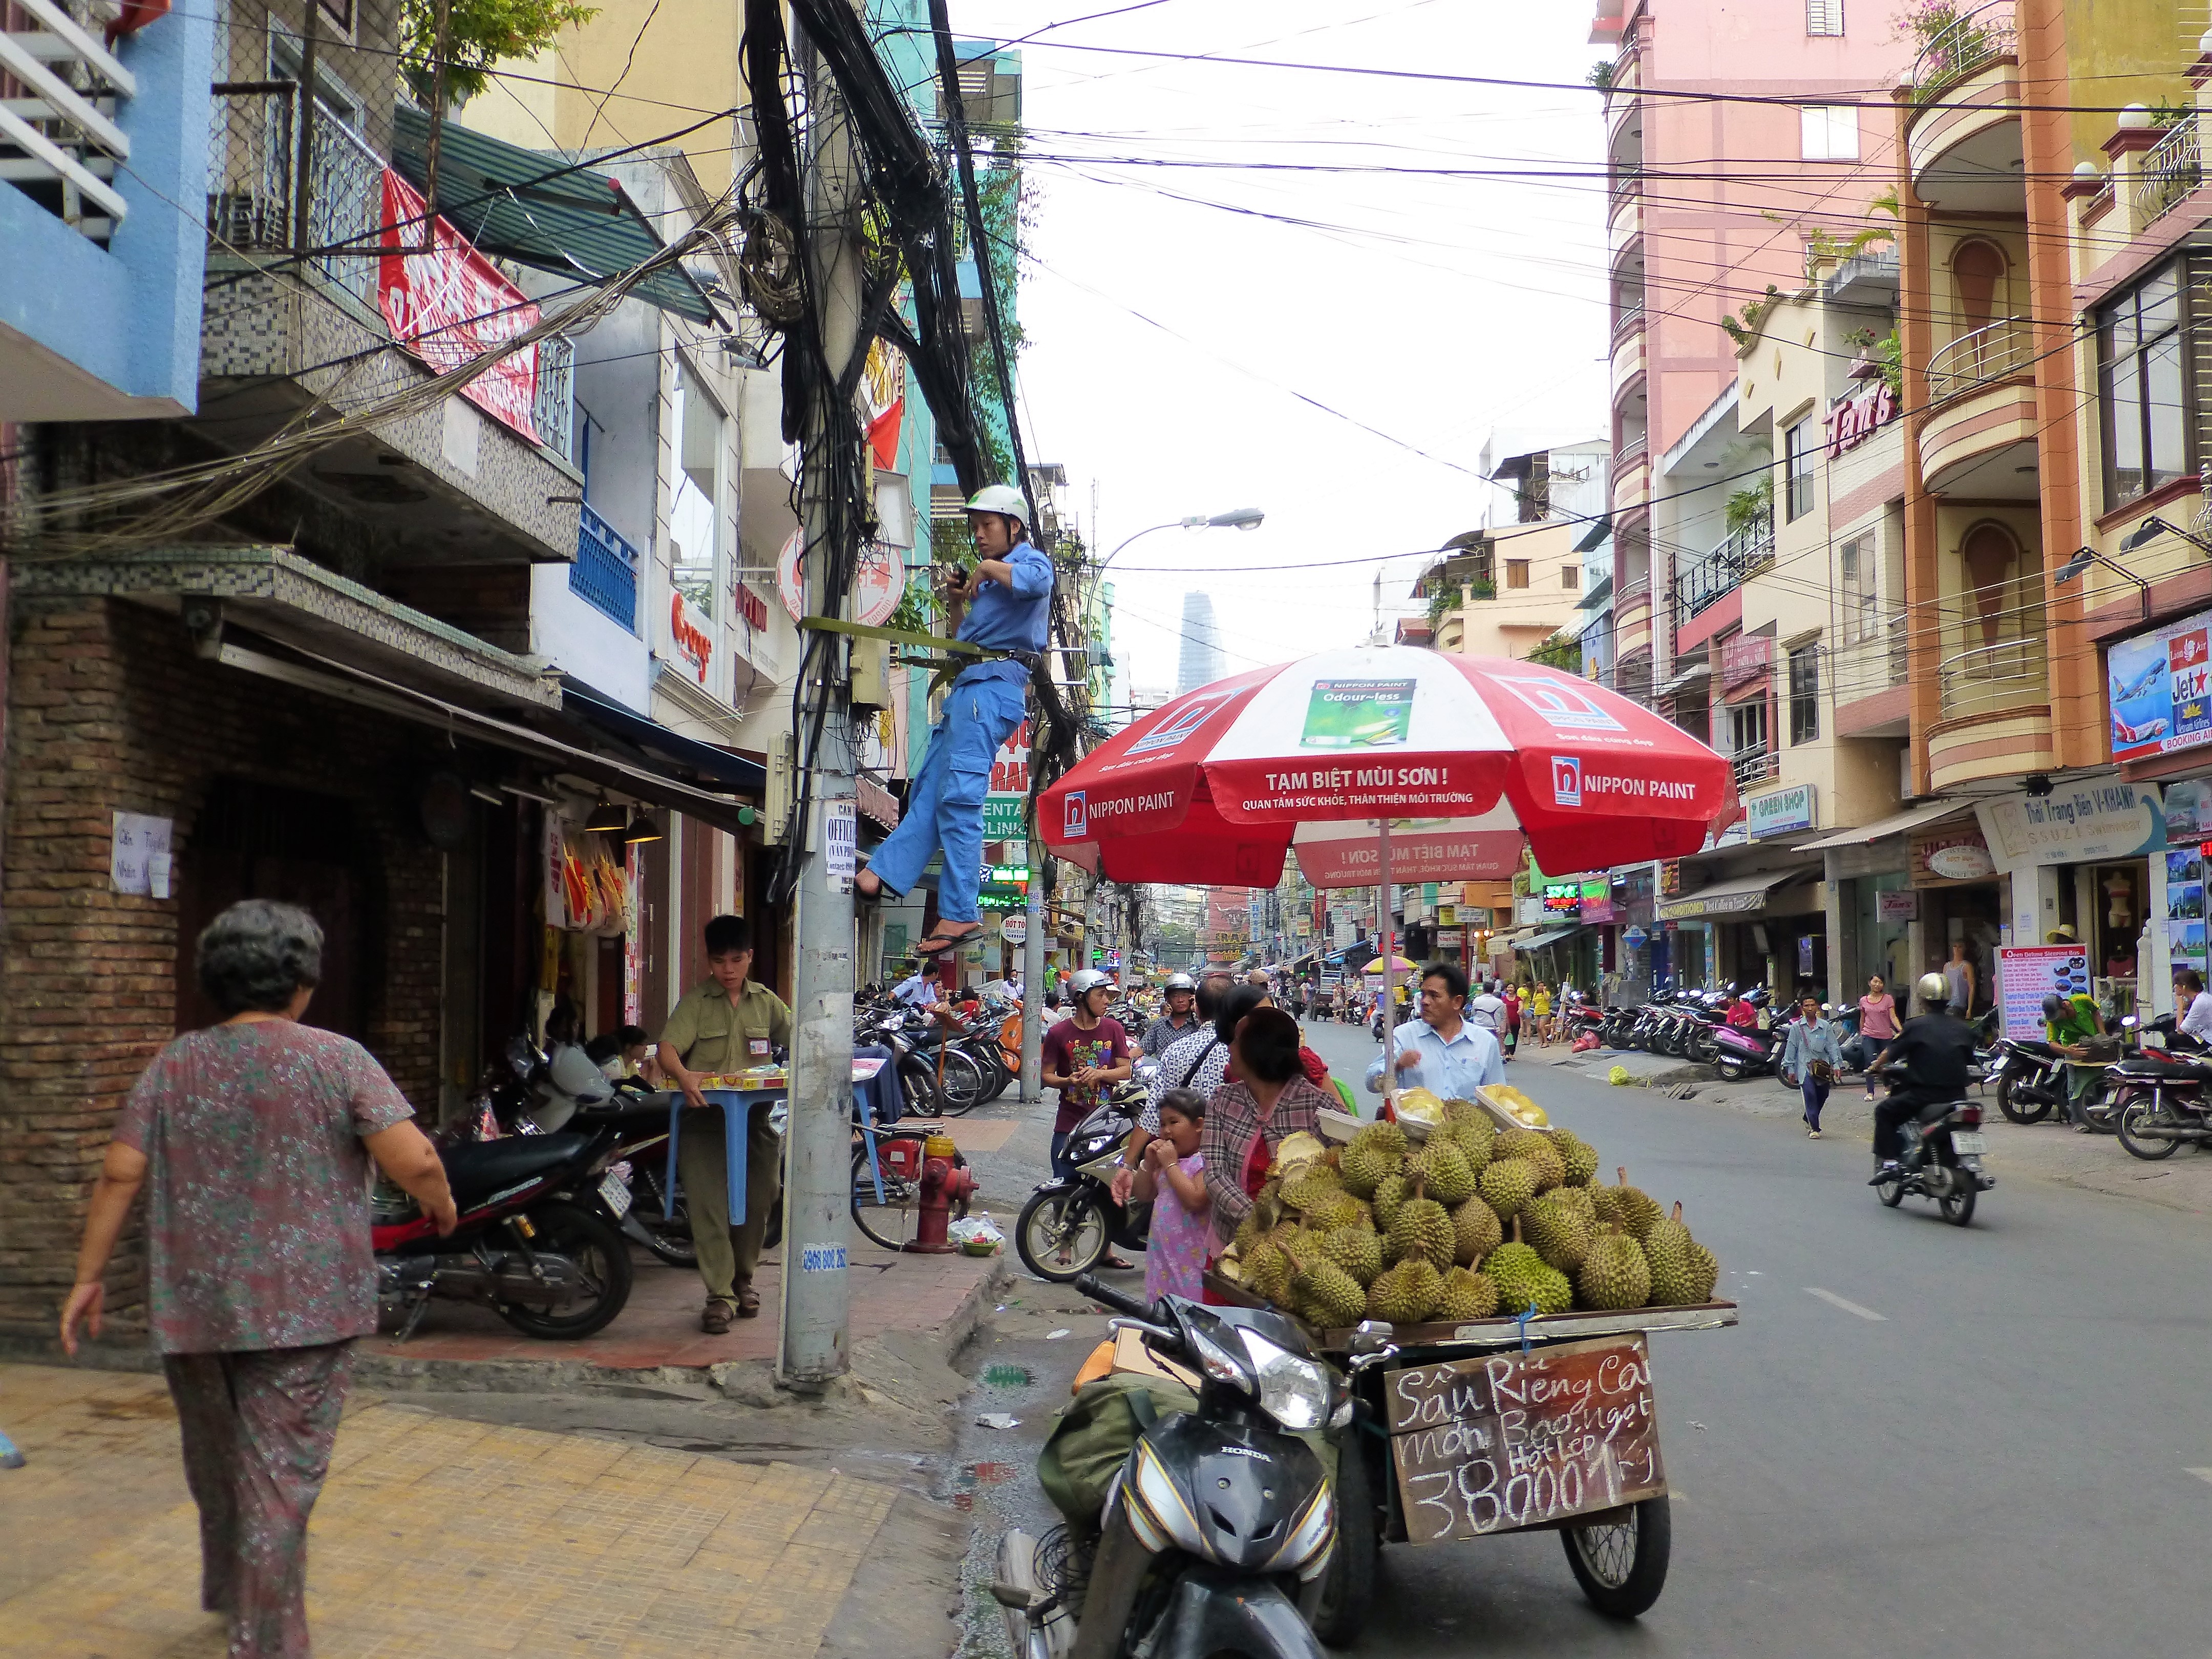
top-left (702, 1299), bottom-right (737, 1334)
top-left (737, 1286), bottom-right (762, 1318)
top-left (914, 925), bottom-right (981, 959)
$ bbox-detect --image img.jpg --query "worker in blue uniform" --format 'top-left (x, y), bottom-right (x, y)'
top-left (857, 485), bottom-right (1052, 958)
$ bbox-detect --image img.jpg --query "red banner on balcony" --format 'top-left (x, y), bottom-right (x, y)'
top-left (377, 171), bottom-right (542, 444)
top-left (1720, 630), bottom-right (1773, 692)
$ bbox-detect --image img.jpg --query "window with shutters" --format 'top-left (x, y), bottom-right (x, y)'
top-left (1506, 560), bottom-right (1530, 589)
top-left (1799, 105), bottom-right (1859, 159)
top-left (1805, 0), bottom-right (1844, 35)
top-left (1563, 564), bottom-right (1580, 589)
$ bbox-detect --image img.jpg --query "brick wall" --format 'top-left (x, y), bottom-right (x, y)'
top-left (0, 598), bottom-right (449, 1333)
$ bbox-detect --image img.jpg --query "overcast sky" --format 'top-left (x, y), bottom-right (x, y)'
top-left (951, 0), bottom-right (1612, 709)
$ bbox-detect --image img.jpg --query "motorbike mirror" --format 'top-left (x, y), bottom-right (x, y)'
top-left (1347, 1320), bottom-right (1393, 1355)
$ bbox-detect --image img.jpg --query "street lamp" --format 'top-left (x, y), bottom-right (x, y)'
top-left (2053, 544), bottom-right (2150, 620)
top-left (1091, 507), bottom-right (1266, 590)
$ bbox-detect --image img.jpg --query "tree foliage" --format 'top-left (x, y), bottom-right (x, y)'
top-left (402, 0), bottom-right (598, 106)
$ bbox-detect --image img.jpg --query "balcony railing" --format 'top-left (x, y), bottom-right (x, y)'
top-left (533, 334), bottom-right (575, 462)
top-left (207, 81), bottom-right (381, 308)
top-left (2137, 119), bottom-right (2202, 226)
top-left (1909, 1), bottom-right (2015, 103)
top-left (0, 0), bottom-right (134, 241)
top-left (1939, 635), bottom-right (2046, 719)
top-left (1674, 512), bottom-right (1774, 622)
top-left (1732, 749), bottom-right (1779, 789)
top-left (572, 502), bottom-right (642, 630)
top-left (1925, 314), bottom-right (2032, 402)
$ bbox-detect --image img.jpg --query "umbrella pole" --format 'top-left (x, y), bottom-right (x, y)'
top-left (1379, 817), bottom-right (1395, 1113)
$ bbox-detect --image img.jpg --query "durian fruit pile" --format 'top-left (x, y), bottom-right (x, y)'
top-left (1215, 1103), bottom-right (1721, 1330)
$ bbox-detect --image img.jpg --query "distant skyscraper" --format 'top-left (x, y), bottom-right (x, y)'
top-left (1177, 592), bottom-right (1225, 694)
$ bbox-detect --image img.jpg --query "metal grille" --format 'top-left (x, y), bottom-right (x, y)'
top-left (1926, 314), bottom-right (2033, 402)
top-left (2138, 119), bottom-right (2202, 227)
top-left (1674, 513), bottom-right (1774, 622)
top-left (1909, 1), bottom-right (2015, 101)
top-left (533, 333), bottom-right (575, 460)
top-left (571, 501), bottom-right (641, 631)
top-left (206, 79), bottom-right (384, 306)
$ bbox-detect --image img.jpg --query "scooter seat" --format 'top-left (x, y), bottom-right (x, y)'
top-left (2113, 1056), bottom-right (2212, 1083)
top-left (440, 1133), bottom-right (589, 1203)
top-left (2011, 1038), bottom-right (2063, 1059)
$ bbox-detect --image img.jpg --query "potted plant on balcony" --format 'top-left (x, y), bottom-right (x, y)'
top-left (1726, 474), bottom-right (1773, 536)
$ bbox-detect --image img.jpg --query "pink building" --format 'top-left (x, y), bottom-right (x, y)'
top-left (1593, 0), bottom-right (1911, 696)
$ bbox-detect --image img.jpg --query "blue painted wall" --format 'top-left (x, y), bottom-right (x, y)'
top-left (0, 4), bottom-right (213, 415)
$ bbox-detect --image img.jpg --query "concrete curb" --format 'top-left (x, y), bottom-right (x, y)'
top-left (0, 1256), bottom-right (1014, 1395)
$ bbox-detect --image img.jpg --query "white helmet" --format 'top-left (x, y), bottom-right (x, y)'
top-left (1916, 971), bottom-right (1949, 1006)
top-left (1070, 968), bottom-right (1112, 996)
top-left (1165, 972), bottom-right (1196, 992)
top-left (965, 483), bottom-right (1029, 526)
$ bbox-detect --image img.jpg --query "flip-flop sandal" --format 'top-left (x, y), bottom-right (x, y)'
top-left (914, 927), bottom-right (981, 959)
top-left (1102, 1255), bottom-right (1137, 1271)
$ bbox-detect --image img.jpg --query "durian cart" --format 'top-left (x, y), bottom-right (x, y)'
top-left (1205, 1085), bottom-right (1737, 1638)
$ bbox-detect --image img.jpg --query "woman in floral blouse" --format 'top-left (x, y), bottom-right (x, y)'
top-left (61, 899), bottom-right (457, 1658)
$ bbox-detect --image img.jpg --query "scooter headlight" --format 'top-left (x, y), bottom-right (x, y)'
top-left (1237, 1329), bottom-right (1331, 1432)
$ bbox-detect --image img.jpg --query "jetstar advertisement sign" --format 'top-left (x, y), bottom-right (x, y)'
top-left (378, 171), bottom-right (541, 442)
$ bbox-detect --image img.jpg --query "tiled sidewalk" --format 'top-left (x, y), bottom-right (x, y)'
top-left (0, 1363), bottom-right (907, 1658)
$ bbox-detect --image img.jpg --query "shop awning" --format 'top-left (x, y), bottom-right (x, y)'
top-left (1658, 869), bottom-right (1806, 921)
top-left (1793, 799), bottom-right (1970, 852)
top-left (214, 633), bottom-right (761, 838)
top-left (1514, 925), bottom-right (1583, 952)
top-left (1657, 661), bottom-right (1710, 699)
top-left (390, 107), bottom-right (723, 325)
top-left (561, 683), bottom-right (767, 794)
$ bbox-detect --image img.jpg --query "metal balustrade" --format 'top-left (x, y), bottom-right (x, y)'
top-left (1938, 635), bottom-right (2046, 719)
top-left (1925, 314), bottom-right (2032, 402)
top-left (2137, 118), bottom-right (2202, 226)
top-left (572, 502), bottom-right (642, 630)
top-left (1673, 512), bottom-right (1774, 622)
top-left (1909, 1), bottom-right (2015, 102)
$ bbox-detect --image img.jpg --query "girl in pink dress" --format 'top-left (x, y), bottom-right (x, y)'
top-left (1135, 1089), bottom-right (1211, 1303)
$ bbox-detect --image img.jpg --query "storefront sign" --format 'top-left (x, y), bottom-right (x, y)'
top-left (377, 172), bottom-right (541, 441)
top-left (1579, 877), bottom-right (1615, 924)
top-left (1876, 888), bottom-right (1918, 923)
top-left (2168, 844), bottom-right (2205, 970)
top-left (1720, 631), bottom-right (1773, 691)
top-left (1516, 894), bottom-right (1545, 926)
top-left (1658, 860), bottom-right (1681, 897)
top-left (1623, 925), bottom-right (1649, 948)
top-left (1996, 944), bottom-right (2091, 1041)
top-left (2165, 777), bottom-right (2212, 843)
top-left (1825, 379), bottom-right (1897, 458)
top-left (2108, 604), bottom-right (2212, 764)
top-left (110, 811), bottom-right (174, 897)
top-left (1001, 912), bottom-right (1028, 945)
top-left (1976, 775), bottom-right (2162, 868)
top-left (1911, 823), bottom-right (1995, 887)
top-left (1543, 881), bottom-right (1582, 915)
top-left (982, 794), bottom-right (1029, 841)
top-left (777, 529), bottom-right (907, 628)
top-left (1745, 782), bottom-right (1816, 840)
top-left (670, 591), bottom-right (713, 684)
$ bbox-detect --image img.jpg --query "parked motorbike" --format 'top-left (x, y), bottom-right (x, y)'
top-left (1710, 1005), bottom-right (1781, 1082)
top-left (1015, 1083), bottom-right (1153, 1282)
top-left (2109, 1014), bottom-right (2212, 1159)
top-left (992, 1274), bottom-right (1342, 1659)
top-left (374, 1123), bottom-right (636, 1339)
top-left (1870, 1067), bottom-right (1994, 1226)
top-left (1987, 1035), bottom-right (2068, 1123)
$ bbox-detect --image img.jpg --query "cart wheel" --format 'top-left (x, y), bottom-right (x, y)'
top-left (1311, 1433), bottom-right (1379, 1647)
top-left (1561, 1494), bottom-right (1669, 1620)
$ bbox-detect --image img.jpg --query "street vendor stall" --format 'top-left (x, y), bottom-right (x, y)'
top-left (1036, 645), bottom-right (1739, 1628)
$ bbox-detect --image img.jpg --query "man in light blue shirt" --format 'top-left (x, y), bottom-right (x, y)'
top-left (857, 485), bottom-right (1052, 958)
top-left (1365, 960), bottom-right (1505, 1100)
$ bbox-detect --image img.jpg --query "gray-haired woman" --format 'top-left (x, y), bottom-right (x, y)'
top-left (61, 898), bottom-right (457, 1658)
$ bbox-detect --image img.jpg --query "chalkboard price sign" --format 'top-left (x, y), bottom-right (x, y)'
top-left (1384, 1335), bottom-right (1666, 1543)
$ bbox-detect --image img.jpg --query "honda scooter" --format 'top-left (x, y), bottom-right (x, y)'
top-left (992, 1274), bottom-right (1346, 1659)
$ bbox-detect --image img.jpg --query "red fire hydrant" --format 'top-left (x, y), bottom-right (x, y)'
top-left (906, 1134), bottom-right (980, 1253)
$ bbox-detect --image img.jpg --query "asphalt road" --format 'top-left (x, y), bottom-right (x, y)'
top-left (948, 1010), bottom-right (2212, 1659)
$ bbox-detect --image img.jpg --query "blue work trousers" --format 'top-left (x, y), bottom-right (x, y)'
top-left (868, 673), bottom-right (1028, 924)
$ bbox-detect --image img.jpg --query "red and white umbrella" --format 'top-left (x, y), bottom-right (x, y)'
top-left (1041, 645), bottom-right (1735, 1088)
top-left (1041, 645), bottom-right (1737, 889)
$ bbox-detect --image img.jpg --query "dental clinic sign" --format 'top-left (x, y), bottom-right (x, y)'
top-left (1976, 774), bottom-right (2164, 869)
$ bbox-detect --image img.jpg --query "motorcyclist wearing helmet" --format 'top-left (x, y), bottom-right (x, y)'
top-left (1867, 971), bottom-right (1979, 1178)
top-left (1142, 972), bottom-right (1201, 1056)
top-left (855, 485), bottom-right (1051, 960)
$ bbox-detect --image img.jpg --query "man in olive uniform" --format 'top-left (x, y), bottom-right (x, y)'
top-left (655, 914), bottom-right (793, 1331)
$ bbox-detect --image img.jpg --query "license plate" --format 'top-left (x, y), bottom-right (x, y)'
top-left (599, 1171), bottom-right (633, 1217)
top-left (1949, 1132), bottom-right (1988, 1154)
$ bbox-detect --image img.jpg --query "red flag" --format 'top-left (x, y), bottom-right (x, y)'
top-left (867, 396), bottom-right (904, 471)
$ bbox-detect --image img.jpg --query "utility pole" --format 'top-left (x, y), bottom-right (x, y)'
top-left (780, 30), bottom-right (865, 1388)
top-left (1022, 837), bottom-right (1044, 1101)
